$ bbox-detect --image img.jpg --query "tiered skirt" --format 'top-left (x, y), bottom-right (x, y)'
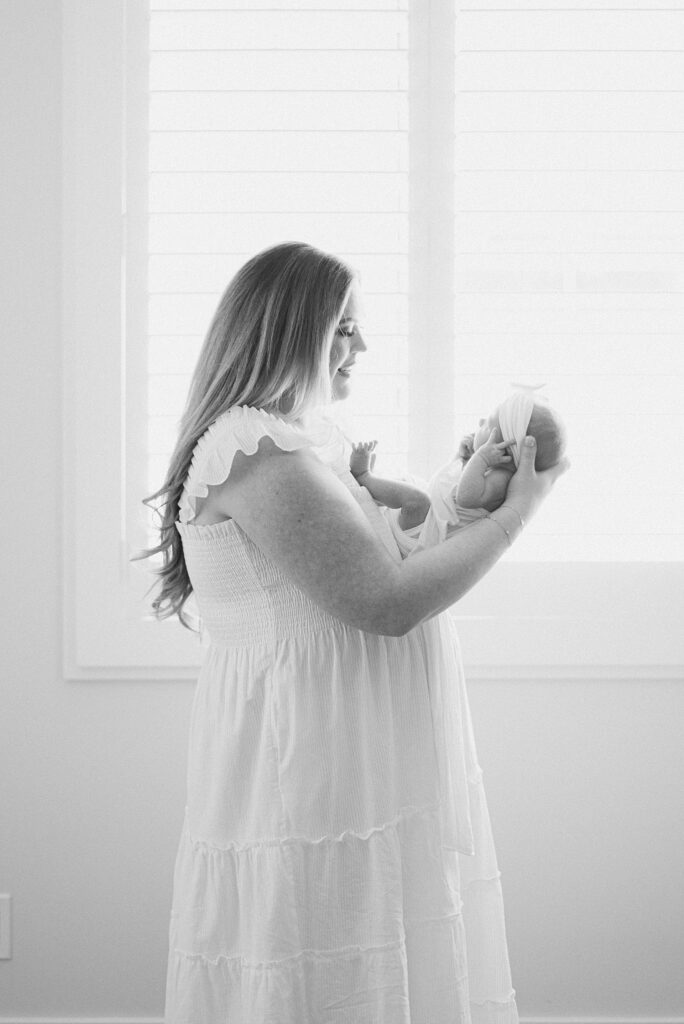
top-left (165, 613), bottom-right (519, 1024)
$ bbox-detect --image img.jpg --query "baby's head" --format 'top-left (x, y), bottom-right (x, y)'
top-left (523, 402), bottom-right (567, 470)
top-left (475, 395), bottom-right (566, 472)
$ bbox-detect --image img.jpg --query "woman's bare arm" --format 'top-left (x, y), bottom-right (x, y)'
top-left (216, 435), bottom-right (567, 637)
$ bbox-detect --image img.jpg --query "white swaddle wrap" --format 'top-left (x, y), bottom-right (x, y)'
top-left (497, 383), bottom-right (546, 468)
top-left (387, 384), bottom-right (546, 556)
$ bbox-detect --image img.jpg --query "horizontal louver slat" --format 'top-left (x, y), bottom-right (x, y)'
top-left (453, 211), bottom-right (684, 252)
top-left (455, 52), bottom-right (684, 91)
top-left (150, 131), bottom-right (408, 173)
top-left (150, 52), bottom-right (407, 90)
top-left (150, 10), bottom-right (407, 49)
top-left (151, 92), bottom-right (407, 130)
top-left (456, 132), bottom-right (684, 172)
top-left (458, 9), bottom-right (684, 49)
top-left (149, 212), bottom-right (409, 253)
top-left (149, 173), bottom-right (408, 213)
top-left (455, 92), bottom-right (684, 131)
top-left (151, 0), bottom-right (407, 10)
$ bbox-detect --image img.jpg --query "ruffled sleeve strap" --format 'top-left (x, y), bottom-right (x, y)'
top-left (178, 405), bottom-right (343, 525)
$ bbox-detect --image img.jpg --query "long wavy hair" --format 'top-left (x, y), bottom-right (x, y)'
top-left (131, 241), bottom-right (358, 630)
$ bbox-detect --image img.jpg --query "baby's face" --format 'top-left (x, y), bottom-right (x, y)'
top-left (474, 409), bottom-right (501, 450)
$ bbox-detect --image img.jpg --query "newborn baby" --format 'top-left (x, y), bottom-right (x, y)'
top-left (350, 387), bottom-right (566, 556)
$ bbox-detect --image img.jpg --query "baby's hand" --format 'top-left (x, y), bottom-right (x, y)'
top-left (457, 433), bottom-right (475, 462)
top-left (474, 429), bottom-right (515, 469)
top-left (350, 440), bottom-right (378, 478)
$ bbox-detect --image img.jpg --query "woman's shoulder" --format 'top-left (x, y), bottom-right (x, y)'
top-left (178, 404), bottom-right (347, 525)
top-left (207, 404), bottom-right (346, 465)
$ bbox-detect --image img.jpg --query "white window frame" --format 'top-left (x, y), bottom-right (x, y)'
top-left (62, 0), bottom-right (684, 681)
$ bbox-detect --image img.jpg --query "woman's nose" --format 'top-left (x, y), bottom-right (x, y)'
top-left (354, 331), bottom-right (368, 353)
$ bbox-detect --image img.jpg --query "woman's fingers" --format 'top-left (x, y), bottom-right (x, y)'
top-left (516, 435), bottom-right (537, 473)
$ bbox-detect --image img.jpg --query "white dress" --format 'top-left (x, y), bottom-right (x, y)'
top-left (165, 404), bottom-right (519, 1024)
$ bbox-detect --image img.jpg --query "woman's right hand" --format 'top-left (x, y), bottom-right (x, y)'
top-left (504, 436), bottom-right (570, 523)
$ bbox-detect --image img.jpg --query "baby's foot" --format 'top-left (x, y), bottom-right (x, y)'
top-left (350, 440), bottom-right (378, 479)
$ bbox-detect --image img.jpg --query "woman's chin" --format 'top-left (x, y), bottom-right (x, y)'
top-left (332, 374), bottom-right (351, 401)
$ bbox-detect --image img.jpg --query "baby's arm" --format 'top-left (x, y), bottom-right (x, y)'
top-left (457, 430), bottom-right (515, 512)
top-left (350, 441), bottom-right (431, 531)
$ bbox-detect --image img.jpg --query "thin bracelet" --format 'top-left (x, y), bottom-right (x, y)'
top-left (486, 513), bottom-right (513, 546)
top-left (499, 505), bottom-right (526, 530)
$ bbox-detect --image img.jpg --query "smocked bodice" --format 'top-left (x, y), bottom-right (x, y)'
top-left (175, 406), bottom-right (401, 648)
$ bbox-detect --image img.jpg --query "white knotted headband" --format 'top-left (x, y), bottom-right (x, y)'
top-left (497, 383), bottom-right (547, 468)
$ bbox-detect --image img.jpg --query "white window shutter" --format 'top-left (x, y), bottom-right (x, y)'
top-left (147, 0), bottom-right (410, 511)
top-left (453, 2), bottom-right (684, 562)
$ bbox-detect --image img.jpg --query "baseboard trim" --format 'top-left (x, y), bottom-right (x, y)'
top-left (1, 1016), bottom-right (683, 1024)
top-left (525, 1020), bottom-right (684, 1024)
top-left (0, 1019), bottom-right (165, 1024)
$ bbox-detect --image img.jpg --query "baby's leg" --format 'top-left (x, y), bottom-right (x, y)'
top-left (397, 493), bottom-right (431, 532)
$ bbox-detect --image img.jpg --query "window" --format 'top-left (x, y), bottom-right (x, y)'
top-left (63, 0), bottom-right (684, 679)
top-left (146, 0), bottom-right (410, 493)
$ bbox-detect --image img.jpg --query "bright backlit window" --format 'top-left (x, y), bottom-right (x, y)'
top-left (63, 1), bottom-right (684, 678)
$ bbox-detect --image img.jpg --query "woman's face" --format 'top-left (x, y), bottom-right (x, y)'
top-left (329, 281), bottom-right (367, 402)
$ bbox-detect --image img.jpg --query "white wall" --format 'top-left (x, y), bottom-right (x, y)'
top-left (468, 678), bottom-right (684, 1016)
top-left (1, 3), bottom-right (193, 1015)
top-left (0, 1), bottom-right (682, 1018)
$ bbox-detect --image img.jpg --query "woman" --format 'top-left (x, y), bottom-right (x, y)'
top-left (137, 241), bottom-right (567, 1023)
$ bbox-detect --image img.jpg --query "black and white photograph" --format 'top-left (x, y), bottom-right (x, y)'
top-left (1, 1), bottom-right (683, 1022)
